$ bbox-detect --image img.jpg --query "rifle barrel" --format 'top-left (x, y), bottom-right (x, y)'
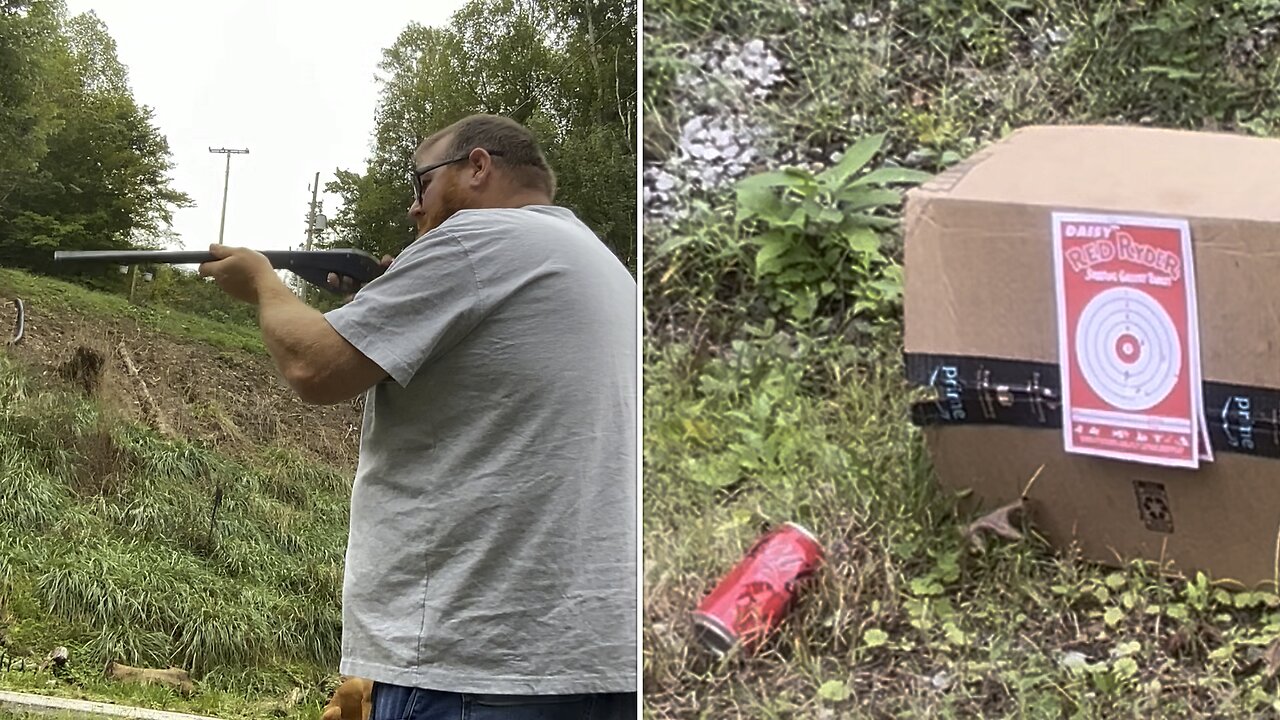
top-left (52, 248), bottom-right (387, 292)
top-left (54, 250), bottom-right (217, 264)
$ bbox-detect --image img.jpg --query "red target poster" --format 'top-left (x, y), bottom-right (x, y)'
top-left (1052, 212), bottom-right (1207, 469)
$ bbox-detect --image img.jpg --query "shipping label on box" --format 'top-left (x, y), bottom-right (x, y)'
top-left (1051, 212), bottom-right (1208, 468)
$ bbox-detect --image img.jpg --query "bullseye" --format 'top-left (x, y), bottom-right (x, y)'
top-left (1074, 286), bottom-right (1181, 412)
top-left (1115, 332), bottom-right (1141, 363)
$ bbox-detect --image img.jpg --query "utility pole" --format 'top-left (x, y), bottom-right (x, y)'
top-left (299, 172), bottom-right (322, 304)
top-left (209, 147), bottom-right (249, 244)
top-left (305, 171), bottom-right (320, 251)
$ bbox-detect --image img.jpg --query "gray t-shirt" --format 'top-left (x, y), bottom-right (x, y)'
top-left (323, 205), bottom-right (636, 695)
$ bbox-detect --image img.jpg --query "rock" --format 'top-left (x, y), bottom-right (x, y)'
top-left (104, 660), bottom-right (196, 697)
top-left (38, 646), bottom-right (68, 673)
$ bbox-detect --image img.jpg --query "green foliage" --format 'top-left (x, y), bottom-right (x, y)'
top-left (734, 133), bottom-right (929, 323)
top-left (816, 678), bottom-right (850, 702)
top-left (0, 1), bottom-right (63, 205)
top-left (643, 0), bottom-right (798, 40)
top-left (325, 0), bottom-right (637, 271)
top-left (324, 167), bottom-right (410, 263)
top-left (644, 201), bottom-right (756, 343)
top-left (0, 1), bottom-right (190, 271)
top-left (145, 265), bottom-right (258, 327)
top-left (643, 331), bottom-right (925, 528)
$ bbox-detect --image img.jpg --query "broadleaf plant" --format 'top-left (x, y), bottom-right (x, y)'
top-left (734, 132), bottom-right (932, 325)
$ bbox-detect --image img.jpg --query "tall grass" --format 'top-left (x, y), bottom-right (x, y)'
top-left (0, 353), bottom-right (351, 684)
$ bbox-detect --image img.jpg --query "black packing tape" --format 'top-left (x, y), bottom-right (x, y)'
top-left (904, 352), bottom-right (1280, 460)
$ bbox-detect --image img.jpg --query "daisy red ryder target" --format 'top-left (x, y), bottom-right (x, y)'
top-left (1052, 212), bottom-right (1211, 468)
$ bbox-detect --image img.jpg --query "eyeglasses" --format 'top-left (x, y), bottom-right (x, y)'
top-left (409, 149), bottom-right (505, 202)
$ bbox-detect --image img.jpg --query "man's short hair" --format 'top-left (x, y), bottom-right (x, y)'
top-left (418, 114), bottom-right (556, 198)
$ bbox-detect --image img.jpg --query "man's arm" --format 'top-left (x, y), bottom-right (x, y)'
top-left (255, 280), bottom-right (388, 405)
top-left (198, 244), bottom-right (388, 405)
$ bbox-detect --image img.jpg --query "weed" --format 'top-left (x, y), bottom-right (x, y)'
top-left (733, 133), bottom-right (929, 324)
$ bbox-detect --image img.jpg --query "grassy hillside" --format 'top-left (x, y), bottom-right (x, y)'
top-left (0, 269), bottom-right (360, 719)
top-left (0, 268), bottom-right (264, 356)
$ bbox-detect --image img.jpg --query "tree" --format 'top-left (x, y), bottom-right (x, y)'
top-left (0, 0), bottom-right (65, 212)
top-left (324, 0), bottom-right (637, 272)
top-left (0, 2), bottom-right (191, 269)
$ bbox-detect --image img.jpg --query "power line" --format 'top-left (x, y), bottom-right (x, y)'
top-left (607, 89), bottom-right (638, 116)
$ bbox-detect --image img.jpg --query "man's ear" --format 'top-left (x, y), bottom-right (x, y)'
top-left (467, 147), bottom-right (493, 187)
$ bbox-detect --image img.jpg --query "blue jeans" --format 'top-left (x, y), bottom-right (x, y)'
top-left (370, 682), bottom-right (637, 720)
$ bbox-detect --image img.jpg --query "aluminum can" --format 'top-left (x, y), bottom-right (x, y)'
top-left (691, 522), bottom-right (824, 656)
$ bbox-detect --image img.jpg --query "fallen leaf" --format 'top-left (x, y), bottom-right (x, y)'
top-left (962, 498), bottom-right (1025, 551)
top-left (1263, 636), bottom-right (1280, 678)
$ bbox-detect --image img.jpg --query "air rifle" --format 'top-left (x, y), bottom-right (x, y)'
top-left (52, 248), bottom-right (386, 295)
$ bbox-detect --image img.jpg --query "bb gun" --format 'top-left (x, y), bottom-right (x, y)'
top-left (52, 248), bottom-right (386, 295)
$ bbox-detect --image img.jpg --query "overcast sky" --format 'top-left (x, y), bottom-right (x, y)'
top-left (64, 0), bottom-right (472, 254)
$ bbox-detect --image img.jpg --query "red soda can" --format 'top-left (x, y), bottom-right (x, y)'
top-left (691, 521), bottom-right (824, 656)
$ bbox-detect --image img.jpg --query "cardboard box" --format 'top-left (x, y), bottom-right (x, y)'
top-left (903, 124), bottom-right (1280, 587)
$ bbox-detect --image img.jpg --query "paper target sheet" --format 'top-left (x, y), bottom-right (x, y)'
top-left (1052, 212), bottom-right (1207, 468)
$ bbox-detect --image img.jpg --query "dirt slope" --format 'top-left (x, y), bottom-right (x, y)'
top-left (3, 295), bottom-right (361, 471)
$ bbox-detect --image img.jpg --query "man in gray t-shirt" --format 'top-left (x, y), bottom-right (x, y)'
top-left (198, 114), bottom-right (636, 720)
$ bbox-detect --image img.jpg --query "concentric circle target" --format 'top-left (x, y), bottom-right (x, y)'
top-left (1074, 286), bottom-right (1181, 412)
